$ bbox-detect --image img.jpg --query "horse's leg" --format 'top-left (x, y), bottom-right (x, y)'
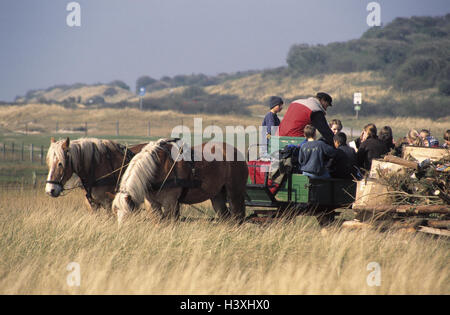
top-left (83, 196), bottom-right (101, 212)
top-left (225, 184), bottom-right (246, 223)
top-left (145, 199), bottom-right (163, 219)
top-left (210, 186), bottom-right (231, 220)
top-left (161, 200), bottom-right (179, 221)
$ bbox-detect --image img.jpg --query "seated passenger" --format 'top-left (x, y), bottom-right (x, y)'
top-left (349, 124), bottom-right (375, 153)
top-left (379, 126), bottom-right (395, 151)
top-left (420, 129), bottom-right (439, 147)
top-left (329, 119), bottom-right (343, 135)
top-left (424, 136), bottom-right (440, 148)
top-left (442, 130), bottom-right (450, 149)
top-left (407, 129), bottom-right (423, 146)
top-left (394, 136), bottom-right (409, 157)
top-left (298, 125), bottom-right (337, 179)
top-left (328, 132), bottom-right (360, 179)
top-left (357, 124), bottom-right (389, 175)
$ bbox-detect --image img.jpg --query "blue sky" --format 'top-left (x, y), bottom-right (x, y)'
top-left (0, 0), bottom-right (449, 101)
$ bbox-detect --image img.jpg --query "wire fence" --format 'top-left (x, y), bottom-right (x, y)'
top-left (1, 142), bottom-right (47, 164)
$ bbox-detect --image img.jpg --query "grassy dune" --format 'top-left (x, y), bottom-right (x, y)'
top-left (144, 71), bottom-right (438, 106)
top-left (15, 85), bottom-right (134, 104)
top-left (0, 188), bottom-right (448, 294)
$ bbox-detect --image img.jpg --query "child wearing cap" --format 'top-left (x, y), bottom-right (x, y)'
top-left (262, 96), bottom-right (284, 142)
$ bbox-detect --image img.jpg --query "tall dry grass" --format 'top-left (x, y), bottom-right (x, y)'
top-left (0, 188), bottom-right (448, 294)
top-left (0, 104), bottom-right (261, 138)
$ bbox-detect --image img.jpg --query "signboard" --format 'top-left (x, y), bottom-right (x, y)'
top-left (354, 105), bottom-right (361, 111)
top-left (139, 87), bottom-right (146, 97)
top-left (354, 92), bottom-right (362, 105)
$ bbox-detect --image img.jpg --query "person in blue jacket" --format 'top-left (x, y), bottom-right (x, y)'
top-left (299, 124), bottom-right (337, 179)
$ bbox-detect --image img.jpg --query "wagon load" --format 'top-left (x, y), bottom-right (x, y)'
top-left (350, 146), bottom-right (450, 236)
top-left (245, 136), bottom-right (356, 225)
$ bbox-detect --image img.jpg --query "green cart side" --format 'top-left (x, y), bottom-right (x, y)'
top-left (246, 173), bottom-right (356, 208)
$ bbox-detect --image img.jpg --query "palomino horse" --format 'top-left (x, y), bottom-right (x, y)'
top-left (45, 137), bottom-right (146, 211)
top-left (112, 138), bottom-right (248, 225)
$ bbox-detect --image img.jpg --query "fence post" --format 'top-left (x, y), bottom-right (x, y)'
top-left (85, 122), bottom-right (88, 136)
top-left (40, 145), bottom-right (44, 165)
top-left (11, 142), bottom-right (15, 161)
top-left (116, 121), bottom-right (119, 136)
top-left (32, 171), bottom-right (37, 189)
top-left (30, 144), bottom-right (34, 163)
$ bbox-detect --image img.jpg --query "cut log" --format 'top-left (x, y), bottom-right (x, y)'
top-left (383, 155), bottom-right (419, 170)
top-left (418, 226), bottom-right (450, 237)
top-left (402, 146), bottom-right (449, 162)
top-left (427, 220), bottom-right (450, 229)
top-left (353, 204), bottom-right (450, 215)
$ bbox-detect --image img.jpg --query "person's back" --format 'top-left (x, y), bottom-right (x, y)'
top-left (328, 132), bottom-right (358, 179)
top-left (357, 137), bottom-right (389, 174)
top-left (278, 93), bottom-right (334, 145)
top-left (298, 125), bottom-right (336, 178)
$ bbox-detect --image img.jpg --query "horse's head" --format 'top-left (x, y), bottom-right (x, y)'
top-left (45, 137), bottom-right (74, 197)
top-left (112, 191), bottom-right (137, 226)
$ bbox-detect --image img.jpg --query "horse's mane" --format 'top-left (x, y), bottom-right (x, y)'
top-left (46, 138), bottom-right (123, 173)
top-left (117, 139), bottom-right (177, 205)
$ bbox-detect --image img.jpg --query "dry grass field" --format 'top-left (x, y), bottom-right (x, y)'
top-left (0, 104), bottom-right (448, 295)
top-left (0, 188), bottom-right (448, 295)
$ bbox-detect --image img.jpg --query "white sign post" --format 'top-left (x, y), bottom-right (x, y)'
top-left (139, 87), bottom-right (146, 111)
top-left (354, 92), bottom-right (362, 119)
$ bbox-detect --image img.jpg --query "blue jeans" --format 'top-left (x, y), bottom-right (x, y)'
top-left (302, 170), bottom-right (331, 179)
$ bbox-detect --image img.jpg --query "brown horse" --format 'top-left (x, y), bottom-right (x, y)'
top-left (112, 138), bottom-right (248, 225)
top-left (45, 137), bottom-right (146, 211)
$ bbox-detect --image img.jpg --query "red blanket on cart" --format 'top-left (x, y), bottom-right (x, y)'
top-left (247, 160), bottom-right (280, 195)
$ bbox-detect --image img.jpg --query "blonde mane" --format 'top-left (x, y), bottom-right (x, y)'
top-left (46, 138), bottom-right (122, 174)
top-left (115, 139), bottom-right (182, 207)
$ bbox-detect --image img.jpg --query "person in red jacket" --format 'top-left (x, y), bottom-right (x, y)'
top-left (278, 92), bottom-right (334, 145)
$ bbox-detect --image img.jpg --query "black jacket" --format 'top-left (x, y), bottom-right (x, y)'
top-left (357, 137), bottom-right (389, 174)
top-left (328, 145), bottom-right (358, 179)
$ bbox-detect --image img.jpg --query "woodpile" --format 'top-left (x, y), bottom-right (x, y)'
top-left (348, 146), bottom-right (450, 236)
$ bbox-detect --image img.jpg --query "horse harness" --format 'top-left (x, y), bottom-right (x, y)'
top-left (48, 139), bottom-right (201, 205)
top-left (80, 143), bottom-right (136, 206)
top-left (150, 140), bottom-right (202, 203)
top-left (45, 147), bottom-right (72, 189)
top-left (47, 143), bottom-right (135, 206)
